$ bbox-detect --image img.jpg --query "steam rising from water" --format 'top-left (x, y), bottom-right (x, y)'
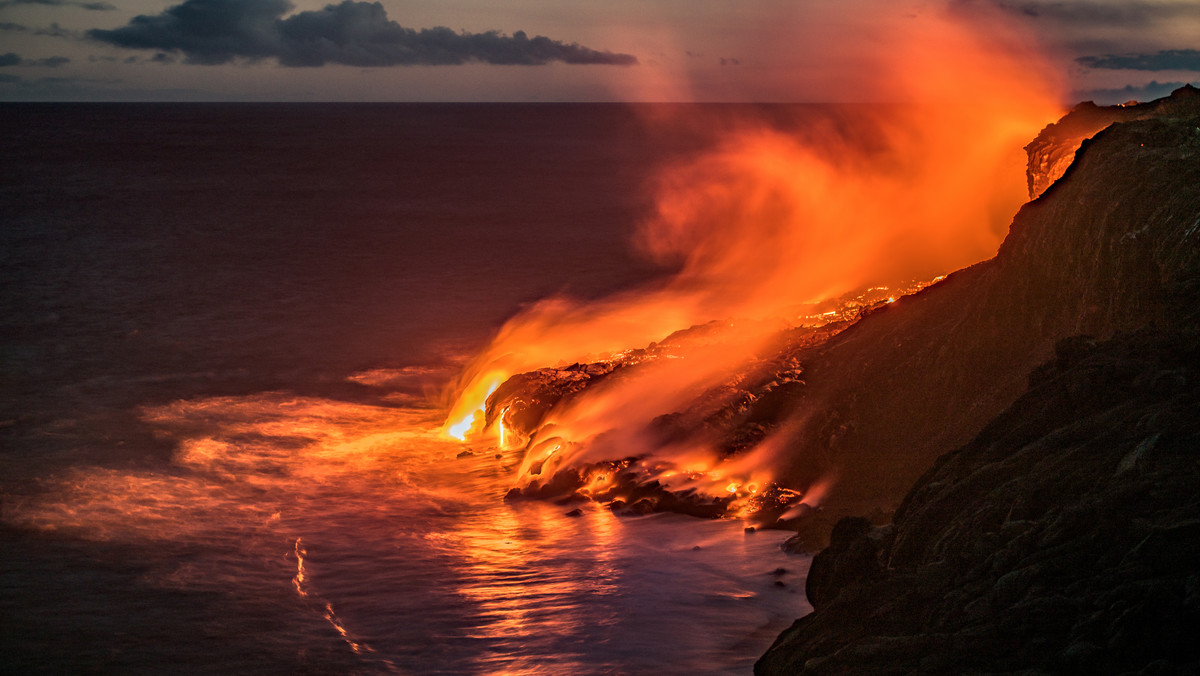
top-left (445, 6), bottom-right (1064, 498)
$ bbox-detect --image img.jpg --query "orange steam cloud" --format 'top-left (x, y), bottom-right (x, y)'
top-left (444, 6), bottom-right (1064, 499)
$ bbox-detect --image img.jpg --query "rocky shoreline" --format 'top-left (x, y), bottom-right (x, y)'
top-left (471, 86), bottom-right (1200, 672)
top-left (482, 87), bottom-right (1200, 552)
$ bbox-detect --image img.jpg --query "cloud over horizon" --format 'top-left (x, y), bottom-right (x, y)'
top-left (1077, 49), bottom-right (1200, 72)
top-left (952, 0), bottom-right (1200, 26)
top-left (87, 0), bottom-right (638, 67)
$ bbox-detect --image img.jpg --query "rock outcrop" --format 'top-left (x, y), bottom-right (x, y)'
top-left (488, 317), bottom-right (856, 519)
top-left (757, 327), bottom-right (1200, 675)
top-left (757, 103), bottom-right (1200, 674)
top-left (764, 90), bottom-right (1200, 526)
top-left (1024, 83), bottom-right (1200, 199)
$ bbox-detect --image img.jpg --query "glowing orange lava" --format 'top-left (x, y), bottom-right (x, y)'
top-left (444, 375), bottom-right (503, 441)
top-left (443, 5), bottom-right (1064, 508)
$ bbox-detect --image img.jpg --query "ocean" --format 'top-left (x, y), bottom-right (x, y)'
top-left (0, 103), bottom-right (811, 674)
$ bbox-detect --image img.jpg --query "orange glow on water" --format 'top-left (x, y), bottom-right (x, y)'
top-left (0, 380), bottom-right (810, 671)
top-left (293, 537), bottom-right (310, 597)
top-left (323, 603), bottom-right (369, 655)
top-left (5, 395), bottom-right (462, 542)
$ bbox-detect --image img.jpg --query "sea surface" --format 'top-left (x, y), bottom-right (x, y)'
top-left (0, 103), bottom-right (811, 674)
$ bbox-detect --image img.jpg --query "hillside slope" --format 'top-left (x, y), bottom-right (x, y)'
top-left (757, 111), bottom-right (1200, 674)
top-left (770, 94), bottom-right (1200, 518)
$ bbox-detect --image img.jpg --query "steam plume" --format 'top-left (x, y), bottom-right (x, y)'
top-left (445, 5), bottom-right (1064, 500)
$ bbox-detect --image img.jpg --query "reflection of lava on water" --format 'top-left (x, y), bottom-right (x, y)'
top-left (5, 391), bottom-right (805, 673)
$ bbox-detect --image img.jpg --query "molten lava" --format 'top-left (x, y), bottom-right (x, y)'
top-left (443, 5), bottom-right (1064, 516)
top-left (445, 375), bottom-right (503, 441)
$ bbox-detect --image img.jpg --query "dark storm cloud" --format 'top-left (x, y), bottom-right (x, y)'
top-left (1077, 50), bottom-right (1200, 72)
top-left (88, 0), bottom-right (285, 65)
top-left (87, 0), bottom-right (637, 67)
top-left (950, 0), bottom-right (1200, 26)
top-left (275, 3), bottom-right (635, 66)
top-left (0, 52), bottom-right (20, 66)
top-left (0, 0), bottom-right (114, 9)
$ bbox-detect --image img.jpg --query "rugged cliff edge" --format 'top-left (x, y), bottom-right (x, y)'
top-left (1024, 84), bottom-right (1200, 199)
top-left (765, 89), bottom-right (1200, 523)
top-left (756, 331), bottom-right (1200, 674)
top-left (485, 87), bottom-right (1200, 545)
top-left (757, 107), bottom-right (1200, 672)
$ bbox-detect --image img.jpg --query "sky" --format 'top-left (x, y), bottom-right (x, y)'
top-left (1, 0), bottom-right (1198, 102)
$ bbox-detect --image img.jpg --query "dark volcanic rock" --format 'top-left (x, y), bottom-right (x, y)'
top-left (485, 318), bottom-right (845, 447)
top-left (769, 93), bottom-right (1200, 518)
top-left (757, 328), bottom-right (1200, 675)
top-left (1024, 83), bottom-right (1200, 199)
top-left (757, 93), bottom-right (1200, 675)
top-left (485, 361), bottom-right (621, 435)
top-left (804, 516), bottom-right (890, 610)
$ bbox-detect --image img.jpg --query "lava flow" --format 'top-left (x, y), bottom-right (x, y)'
top-left (443, 4), bottom-right (1064, 518)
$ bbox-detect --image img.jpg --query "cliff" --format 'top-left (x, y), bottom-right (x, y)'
top-left (485, 87), bottom-right (1200, 541)
top-left (1024, 83), bottom-right (1200, 199)
top-left (757, 106), bottom-right (1200, 672)
top-left (766, 93), bottom-right (1200, 522)
top-left (757, 329), bottom-right (1200, 674)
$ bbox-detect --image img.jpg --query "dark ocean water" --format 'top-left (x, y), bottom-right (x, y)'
top-left (0, 104), bottom-right (810, 674)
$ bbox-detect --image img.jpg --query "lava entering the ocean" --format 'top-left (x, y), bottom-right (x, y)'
top-left (442, 4), bottom-right (1063, 519)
